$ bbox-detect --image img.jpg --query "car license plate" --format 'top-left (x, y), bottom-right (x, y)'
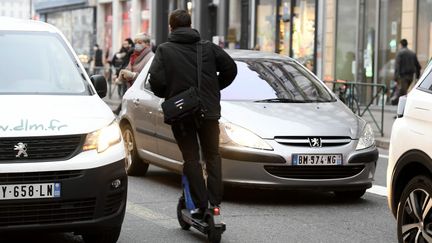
top-left (292, 154), bottom-right (342, 166)
top-left (0, 183), bottom-right (61, 200)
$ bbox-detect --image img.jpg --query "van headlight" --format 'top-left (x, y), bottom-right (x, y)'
top-left (83, 122), bottom-right (122, 153)
top-left (219, 122), bottom-right (273, 150)
top-left (356, 123), bottom-right (375, 150)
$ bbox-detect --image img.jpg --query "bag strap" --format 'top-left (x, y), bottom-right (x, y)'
top-left (197, 41), bottom-right (203, 90)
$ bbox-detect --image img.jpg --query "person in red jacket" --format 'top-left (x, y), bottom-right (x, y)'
top-left (113, 33), bottom-right (154, 115)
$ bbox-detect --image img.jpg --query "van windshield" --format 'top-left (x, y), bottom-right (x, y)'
top-left (0, 31), bottom-right (91, 95)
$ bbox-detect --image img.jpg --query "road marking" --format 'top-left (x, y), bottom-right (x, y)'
top-left (126, 201), bottom-right (178, 229)
top-left (367, 185), bottom-right (387, 197)
top-left (379, 154), bottom-right (389, 159)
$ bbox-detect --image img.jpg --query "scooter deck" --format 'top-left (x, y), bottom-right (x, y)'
top-left (181, 209), bottom-right (226, 234)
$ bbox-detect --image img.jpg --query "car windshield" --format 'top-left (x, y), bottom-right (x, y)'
top-left (0, 31), bottom-right (91, 95)
top-left (221, 59), bottom-right (335, 102)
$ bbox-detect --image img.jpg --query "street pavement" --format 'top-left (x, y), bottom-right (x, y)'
top-left (10, 83), bottom-right (389, 243)
top-left (0, 152), bottom-right (395, 243)
top-left (105, 87), bottom-right (396, 242)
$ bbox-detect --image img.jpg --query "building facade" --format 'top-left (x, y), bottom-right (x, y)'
top-left (96, 0), bottom-right (153, 61)
top-left (218, 0), bottom-right (432, 103)
top-left (322, 0), bottom-right (432, 104)
top-left (35, 0), bottom-right (98, 65)
top-left (33, 0), bottom-right (432, 102)
top-left (0, 0), bottom-right (32, 19)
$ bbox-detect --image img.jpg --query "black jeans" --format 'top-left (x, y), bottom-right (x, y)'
top-left (171, 119), bottom-right (222, 208)
top-left (397, 74), bottom-right (414, 98)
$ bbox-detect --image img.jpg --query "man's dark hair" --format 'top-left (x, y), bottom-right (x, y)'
top-left (125, 38), bottom-right (134, 47)
top-left (400, 39), bottom-right (408, 47)
top-left (169, 9), bottom-right (191, 30)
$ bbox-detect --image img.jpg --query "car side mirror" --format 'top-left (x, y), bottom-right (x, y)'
top-left (397, 95), bottom-right (407, 118)
top-left (90, 75), bottom-right (107, 98)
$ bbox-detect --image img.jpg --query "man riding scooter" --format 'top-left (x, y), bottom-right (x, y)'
top-left (148, 9), bottom-right (237, 242)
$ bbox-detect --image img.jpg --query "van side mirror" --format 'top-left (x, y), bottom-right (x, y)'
top-left (90, 75), bottom-right (107, 98)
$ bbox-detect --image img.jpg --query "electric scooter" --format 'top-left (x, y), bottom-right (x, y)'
top-left (176, 176), bottom-right (225, 243)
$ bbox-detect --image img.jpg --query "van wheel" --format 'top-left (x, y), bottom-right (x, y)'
top-left (82, 226), bottom-right (121, 243)
top-left (122, 124), bottom-right (149, 176)
top-left (397, 175), bottom-right (432, 243)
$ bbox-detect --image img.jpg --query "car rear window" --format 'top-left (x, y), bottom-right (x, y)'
top-left (0, 31), bottom-right (91, 95)
top-left (221, 59), bottom-right (335, 102)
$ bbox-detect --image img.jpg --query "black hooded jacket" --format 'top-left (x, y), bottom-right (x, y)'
top-left (148, 27), bottom-right (237, 120)
top-left (394, 47), bottom-right (421, 80)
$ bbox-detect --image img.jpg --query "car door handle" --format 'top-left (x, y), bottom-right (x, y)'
top-left (133, 98), bottom-right (140, 105)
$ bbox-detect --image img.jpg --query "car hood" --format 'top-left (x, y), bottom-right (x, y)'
top-left (0, 95), bottom-right (115, 137)
top-left (220, 101), bottom-right (364, 139)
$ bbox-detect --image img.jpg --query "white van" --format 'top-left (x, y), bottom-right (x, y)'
top-left (0, 18), bottom-right (127, 242)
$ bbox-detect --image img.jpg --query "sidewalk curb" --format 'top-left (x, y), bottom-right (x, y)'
top-left (375, 137), bottom-right (390, 150)
top-left (103, 98), bottom-right (121, 110)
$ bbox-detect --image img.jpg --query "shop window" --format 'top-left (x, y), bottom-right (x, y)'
top-left (291, 0), bottom-right (316, 71)
top-left (335, 0), bottom-right (357, 82)
top-left (278, 0), bottom-right (291, 56)
top-left (140, 0), bottom-right (150, 34)
top-left (104, 4), bottom-right (113, 59)
top-left (377, 0), bottom-right (401, 93)
top-left (417, 0), bottom-right (432, 70)
top-left (256, 0), bottom-right (276, 52)
top-left (122, 1), bottom-right (131, 41)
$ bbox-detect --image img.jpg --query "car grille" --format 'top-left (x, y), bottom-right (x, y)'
top-left (0, 198), bottom-right (96, 226)
top-left (0, 135), bottom-right (85, 162)
top-left (0, 170), bottom-right (84, 184)
top-left (264, 165), bottom-right (365, 179)
top-left (274, 136), bottom-right (351, 147)
top-left (104, 192), bottom-right (125, 216)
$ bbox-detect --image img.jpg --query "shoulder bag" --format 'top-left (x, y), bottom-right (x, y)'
top-left (161, 42), bottom-right (204, 124)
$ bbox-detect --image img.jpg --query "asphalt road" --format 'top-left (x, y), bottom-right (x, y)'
top-left (0, 150), bottom-right (396, 243)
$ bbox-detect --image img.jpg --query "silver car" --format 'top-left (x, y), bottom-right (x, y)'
top-left (119, 50), bottom-right (378, 199)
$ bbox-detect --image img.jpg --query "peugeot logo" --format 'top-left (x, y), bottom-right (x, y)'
top-left (14, 142), bottom-right (28, 158)
top-left (308, 138), bottom-right (322, 148)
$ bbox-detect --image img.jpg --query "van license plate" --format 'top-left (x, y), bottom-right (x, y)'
top-left (292, 154), bottom-right (342, 166)
top-left (0, 183), bottom-right (61, 200)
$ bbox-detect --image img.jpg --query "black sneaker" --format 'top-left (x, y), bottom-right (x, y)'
top-left (190, 208), bottom-right (205, 219)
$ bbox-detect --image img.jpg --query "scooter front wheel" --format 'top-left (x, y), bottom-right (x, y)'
top-left (177, 197), bottom-right (191, 230)
top-left (207, 215), bottom-right (222, 243)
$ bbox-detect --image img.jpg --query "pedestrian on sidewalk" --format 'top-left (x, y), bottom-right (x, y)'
top-left (110, 38), bottom-right (134, 98)
top-left (113, 33), bottom-right (153, 115)
top-left (148, 9), bottom-right (237, 216)
top-left (89, 44), bottom-right (104, 75)
top-left (392, 39), bottom-right (421, 105)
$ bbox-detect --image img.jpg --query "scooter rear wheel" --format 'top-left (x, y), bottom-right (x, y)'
top-left (207, 215), bottom-right (222, 243)
top-left (177, 197), bottom-right (191, 230)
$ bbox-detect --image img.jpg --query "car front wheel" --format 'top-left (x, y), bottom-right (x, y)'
top-left (397, 175), bottom-right (432, 243)
top-left (122, 124), bottom-right (149, 176)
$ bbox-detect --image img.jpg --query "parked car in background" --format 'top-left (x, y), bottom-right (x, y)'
top-left (387, 61), bottom-right (432, 242)
top-left (0, 17), bottom-right (127, 243)
top-left (119, 50), bottom-right (378, 199)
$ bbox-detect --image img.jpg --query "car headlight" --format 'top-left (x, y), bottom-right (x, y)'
top-left (219, 122), bottom-right (273, 150)
top-left (356, 123), bottom-right (375, 150)
top-left (83, 121), bottom-right (122, 153)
